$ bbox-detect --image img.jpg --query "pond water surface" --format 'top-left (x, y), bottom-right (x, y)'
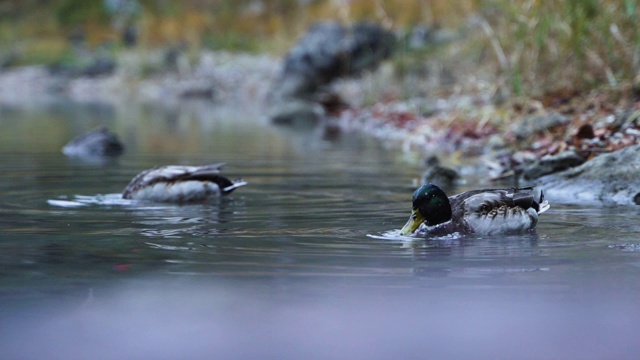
top-left (1, 100), bottom-right (640, 359)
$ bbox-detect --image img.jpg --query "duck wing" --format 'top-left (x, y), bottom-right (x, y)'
top-left (450, 188), bottom-right (548, 235)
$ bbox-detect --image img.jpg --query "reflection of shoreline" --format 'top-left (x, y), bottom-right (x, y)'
top-left (0, 98), bottom-right (290, 156)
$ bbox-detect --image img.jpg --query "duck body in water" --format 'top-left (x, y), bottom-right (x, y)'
top-left (400, 184), bottom-right (549, 236)
top-left (421, 156), bottom-right (460, 191)
top-left (122, 164), bottom-right (246, 203)
top-left (62, 126), bottom-right (124, 158)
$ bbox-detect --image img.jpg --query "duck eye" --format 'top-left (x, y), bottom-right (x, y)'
top-left (411, 214), bottom-right (417, 220)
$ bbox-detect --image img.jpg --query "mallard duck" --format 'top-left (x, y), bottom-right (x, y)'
top-left (122, 164), bottom-right (246, 203)
top-left (400, 183), bottom-right (549, 236)
top-left (421, 156), bottom-right (460, 190)
top-left (62, 126), bottom-right (124, 158)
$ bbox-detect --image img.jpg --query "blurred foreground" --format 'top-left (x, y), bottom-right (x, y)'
top-left (2, 278), bottom-right (639, 360)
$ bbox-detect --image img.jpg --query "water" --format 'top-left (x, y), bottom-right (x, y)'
top-left (1, 100), bottom-right (640, 359)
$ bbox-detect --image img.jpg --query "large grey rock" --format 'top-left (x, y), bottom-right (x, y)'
top-left (276, 21), bottom-right (396, 100)
top-left (268, 21), bottom-right (395, 126)
top-left (537, 144), bottom-right (640, 205)
top-left (523, 151), bottom-right (586, 180)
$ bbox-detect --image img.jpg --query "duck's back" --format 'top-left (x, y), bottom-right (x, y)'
top-left (62, 127), bottom-right (124, 158)
top-left (122, 164), bottom-right (240, 203)
top-left (449, 188), bottom-right (545, 235)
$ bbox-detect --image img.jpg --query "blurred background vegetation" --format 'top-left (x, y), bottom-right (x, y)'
top-left (0, 0), bottom-right (638, 97)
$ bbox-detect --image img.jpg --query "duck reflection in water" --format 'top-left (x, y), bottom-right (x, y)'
top-left (407, 232), bottom-right (543, 279)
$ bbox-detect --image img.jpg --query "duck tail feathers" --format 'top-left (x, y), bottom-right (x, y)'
top-left (222, 178), bottom-right (247, 193)
top-left (538, 200), bottom-right (550, 214)
top-left (536, 189), bottom-right (550, 214)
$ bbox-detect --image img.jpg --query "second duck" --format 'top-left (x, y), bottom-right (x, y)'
top-left (122, 163), bottom-right (246, 203)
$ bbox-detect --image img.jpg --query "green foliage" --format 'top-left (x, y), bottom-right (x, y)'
top-left (511, 65), bottom-right (522, 96)
top-left (18, 40), bottom-right (73, 66)
top-left (202, 33), bottom-right (263, 53)
top-left (55, 0), bottom-right (110, 27)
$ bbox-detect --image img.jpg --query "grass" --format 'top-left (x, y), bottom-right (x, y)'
top-left (482, 0), bottom-right (640, 96)
top-left (0, 0), bottom-right (637, 98)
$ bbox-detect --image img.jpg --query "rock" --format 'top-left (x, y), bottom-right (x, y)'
top-left (62, 126), bottom-right (124, 159)
top-left (276, 21), bottom-right (396, 100)
top-left (511, 113), bottom-right (569, 140)
top-left (268, 99), bottom-right (324, 128)
top-left (268, 21), bottom-right (395, 125)
top-left (406, 24), bottom-right (460, 49)
top-left (81, 56), bottom-right (116, 77)
top-left (536, 144), bottom-right (640, 205)
top-left (48, 55), bottom-right (116, 78)
top-left (177, 80), bottom-right (215, 99)
top-left (575, 124), bottom-right (595, 139)
top-left (522, 150), bottom-right (586, 180)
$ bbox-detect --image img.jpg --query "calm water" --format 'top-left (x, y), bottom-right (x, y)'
top-left (1, 100), bottom-right (640, 359)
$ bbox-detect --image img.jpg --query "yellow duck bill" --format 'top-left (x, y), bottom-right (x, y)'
top-left (400, 209), bottom-right (425, 236)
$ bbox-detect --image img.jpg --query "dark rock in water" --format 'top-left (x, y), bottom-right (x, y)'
top-left (81, 57), bottom-right (116, 77)
top-left (48, 55), bottom-right (116, 78)
top-left (178, 83), bottom-right (215, 99)
top-left (536, 144), bottom-right (640, 205)
top-left (62, 126), bottom-right (124, 158)
top-left (522, 151), bottom-right (586, 180)
top-left (421, 156), bottom-right (460, 191)
top-left (269, 99), bottom-right (324, 128)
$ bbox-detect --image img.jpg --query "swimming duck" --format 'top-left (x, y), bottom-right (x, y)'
top-left (421, 156), bottom-right (460, 191)
top-left (400, 183), bottom-right (549, 236)
top-left (122, 164), bottom-right (246, 203)
top-left (62, 126), bottom-right (124, 158)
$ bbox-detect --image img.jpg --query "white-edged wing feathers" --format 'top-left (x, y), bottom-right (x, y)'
top-left (122, 164), bottom-right (245, 203)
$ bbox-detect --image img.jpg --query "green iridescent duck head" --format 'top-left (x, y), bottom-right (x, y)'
top-left (400, 184), bottom-right (452, 235)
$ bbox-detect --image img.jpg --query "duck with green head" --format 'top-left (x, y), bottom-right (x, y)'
top-left (400, 184), bottom-right (550, 236)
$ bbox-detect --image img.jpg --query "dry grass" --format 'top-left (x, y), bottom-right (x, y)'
top-left (0, 0), bottom-right (637, 97)
top-left (480, 0), bottom-right (640, 96)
